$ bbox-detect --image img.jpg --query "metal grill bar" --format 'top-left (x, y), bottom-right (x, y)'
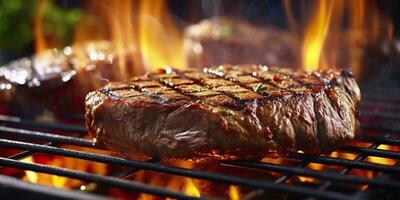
top-left (0, 174), bottom-right (109, 200)
top-left (358, 135), bottom-right (400, 146)
top-left (288, 153), bottom-right (400, 174)
top-left (221, 160), bottom-right (400, 189)
top-left (342, 146), bottom-right (400, 160)
top-left (0, 117), bottom-right (398, 199)
top-left (0, 126), bottom-right (93, 147)
top-left (0, 157), bottom-right (200, 200)
top-left (0, 94), bottom-right (398, 200)
top-left (0, 115), bottom-right (86, 133)
top-left (0, 138), bottom-right (353, 200)
top-left (316, 141), bottom-right (381, 191)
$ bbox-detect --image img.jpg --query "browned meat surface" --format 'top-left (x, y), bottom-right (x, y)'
top-left (184, 18), bottom-right (299, 68)
top-left (85, 64), bottom-right (361, 161)
top-left (0, 41), bottom-right (143, 115)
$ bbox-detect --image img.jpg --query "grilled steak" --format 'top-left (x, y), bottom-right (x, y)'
top-left (85, 64), bottom-right (361, 160)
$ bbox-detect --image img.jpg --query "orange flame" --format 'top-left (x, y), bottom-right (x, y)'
top-left (34, 0), bottom-right (49, 54)
top-left (72, 0), bottom-right (142, 78)
top-left (35, 0), bottom-right (185, 80)
top-left (21, 146), bottom-right (108, 189)
top-left (28, 0), bottom-right (399, 195)
top-left (228, 185), bottom-right (240, 200)
top-left (302, 0), bottom-right (335, 70)
top-left (21, 157), bottom-right (39, 183)
top-left (139, 0), bottom-right (185, 70)
top-left (297, 140), bottom-right (396, 186)
top-left (135, 161), bottom-right (201, 199)
top-left (288, 0), bottom-right (394, 75)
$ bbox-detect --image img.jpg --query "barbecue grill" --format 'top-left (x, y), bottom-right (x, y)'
top-left (0, 84), bottom-right (398, 200)
top-left (1, 0), bottom-right (400, 199)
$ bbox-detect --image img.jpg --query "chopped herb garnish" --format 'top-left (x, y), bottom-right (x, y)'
top-left (220, 24), bottom-right (233, 37)
top-left (253, 84), bottom-right (268, 92)
top-left (213, 67), bottom-right (225, 76)
top-left (216, 68), bottom-right (224, 73)
top-left (219, 108), bottom-right (235, 116)
top-left (189, 86), bottom-right (208, 93)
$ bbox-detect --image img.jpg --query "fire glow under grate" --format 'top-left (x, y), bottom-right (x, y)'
top-left (0, 86), bottom-right (399, 200)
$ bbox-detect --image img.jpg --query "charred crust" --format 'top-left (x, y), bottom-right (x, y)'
top-left (340, 69), bottom-right (354, 77)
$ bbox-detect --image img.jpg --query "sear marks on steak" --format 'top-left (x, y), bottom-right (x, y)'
top-left (85, 64), bottom-right (361, 161)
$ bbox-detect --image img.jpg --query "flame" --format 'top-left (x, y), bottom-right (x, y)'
top-left (302, 0), bottom-right (335, 70)
top-left (34, 0), bottom-right (185, 81)
top-left (296, 140), bottom-right (397, 186)
top-left (139, 0), bottom-right (185, 70)
top-left (21, 146), bottom-right (108, 189)
top-left (34, 0), bottom-right (49, 54)
top-left (21, 157), bottom-right (39, 183)
top-left (72, 0), bottom-right (142, 79)
top-left (28, 0), bottom-right (398, 195)
top-left (133, 161), bottom-right (201, 200)
top-left (107, 0), bottom-right (135, 79)
top-left (228, 185), bottom-right (240, 200)
top-left (286, 0), bottom-right (394, 74)
top-left (183, 179), bottom-right (201, 197)
top-left (367, 144), bottom-right (396, 166)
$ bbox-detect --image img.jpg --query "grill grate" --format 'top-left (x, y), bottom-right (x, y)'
top-left (0, 87), bottom-right (399, 200)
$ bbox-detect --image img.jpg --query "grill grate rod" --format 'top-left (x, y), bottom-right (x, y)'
top-left (0, 174), bottom-right (110, 200)
top-left (3, 123), bottom-right (398, 161)
top-left (77, 167), bottom-right (140, 194)
top-left (0, 138), bottom-right (353, 200)
top-left (0, 126), bottom-right (93, 147)
top-left (0, 115), bottom-right (87, 133)
top-left (76, 158), bottom-right (159, 192)
top-left (221, 160), bottom-right (400, 189)
top-left (315, 142), bottom-right (381, 191)
top-left (4, 124), bottom-right (397, 175)
top-left (0, 157), bottom-right (200, 200)
top-left (342, 145), bottom-right (400, 160)
top-left (0, 102), bottom-right (398, 199)
top-left (272, 162), bottom-right (309, 184)
top-left (288, 153), bottom-right (400, 174)
top-left (1, 121), bottom-right (399, 194)
top-left (357, 135), bottom-right (400, 146)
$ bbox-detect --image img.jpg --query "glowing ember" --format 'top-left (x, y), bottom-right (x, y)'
top-left (228, 185), bottom-right (240, 200)
top-left (21, 157), bottom-right (39, 183)
top-left (132, 161), bottom-right (201, 199)
top-left (183, 179), bottom-right (201, 197)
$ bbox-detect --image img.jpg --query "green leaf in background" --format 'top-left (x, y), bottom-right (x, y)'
top-left (0, 0), bottom-right (82, 52)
